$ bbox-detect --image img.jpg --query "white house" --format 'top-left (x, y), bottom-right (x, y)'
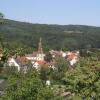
top-left (31, 61), bottom-right (40, 70)
top-left (66, 51), bottom-right (79, 67)
top-left (7, 58), bottom-right (20, 71)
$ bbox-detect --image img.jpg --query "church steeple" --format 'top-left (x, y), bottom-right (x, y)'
top-left (38, 37), bottom-right (43, 54)
top-left (36, 37), bottom-right (44, 61)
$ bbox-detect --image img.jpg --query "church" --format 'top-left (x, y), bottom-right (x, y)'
top-left (35, 37), bottom-right (45, 61)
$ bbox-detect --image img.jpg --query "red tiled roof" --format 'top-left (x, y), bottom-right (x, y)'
top-left (49, 50), bottom-right (62, 56)
top-left (67, 52), bottom-right (78, 61)
top-left (37, 60), bottom-right (46, 65)
top-left (36, 60), bottom-right (57, 68)
top-left (16, 56), bottom-right (30, 65)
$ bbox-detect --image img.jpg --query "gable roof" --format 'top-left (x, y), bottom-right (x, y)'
top-left (37, 60), bottom-right (46, 65)
top-left (66, 52), bottom-right (79, 61)
top-left (16, 56), bottom-right (30, 66)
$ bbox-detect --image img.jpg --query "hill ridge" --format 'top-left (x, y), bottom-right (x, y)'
top-left (0, 19), bottom-right (100, 51)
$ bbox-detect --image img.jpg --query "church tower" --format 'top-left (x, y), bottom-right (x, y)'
top-left (36, 37), bottom-right (44, 61)
top-left (38, 37), bottom-right (43, 54)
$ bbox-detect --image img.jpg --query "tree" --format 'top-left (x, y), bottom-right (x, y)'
top-left (62, 57), bottom-right (100, 99)
top-left (1, 48), bottom-right (9, 63)
top-left (44, 52), bottom-right (53, 62)
top-left (0, 12), bottom-right (4, 24)
top-left (0, 13), bottom-right (4, 19)
top-left (39, 65), bottom-right (53, 81)
top-left (52, 57), bottom-right (68, 81)
top-left (1, 66), bottom-right (55, 100)
top-left (0, 35), bottom-right (4, 49)
top-left (0, 12), bottom-right (5, 48)
top-left (12, 47), bottom-right (26, 58)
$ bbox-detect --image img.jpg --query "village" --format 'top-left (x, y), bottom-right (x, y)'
top-left (6, 38), bottom-right (80, 73)
top-left (0, 0), bottom-right (100, 99)
top-left (0, 38), bottom-right (81, 98)
top-left (0, 39), bottom-right (100, 100)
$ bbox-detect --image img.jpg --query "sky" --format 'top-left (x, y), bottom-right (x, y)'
top-left (0, 0), bottom-right (100, 26)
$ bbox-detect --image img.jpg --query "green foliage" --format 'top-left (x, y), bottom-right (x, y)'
top-left (39, 66), bottom-right (52, 81)
top-left (62, 57), bottom-right (100, 99)
top-left (1, 48), bottom-right (10, 62)
top-left (0, 52), bottom-right (100, 100)
top-left (1, 66), bottom-right (54, 100)
top-left (44, 52), bottom-right (53, 62)
top-left (0, 48), bottom-right (10, 71)
top-left (52, 57), bottom-right (68, 81)
top-left (0, 12), bottom-right (4, 24)
top-left (0, 19), bottom-right (100, 51)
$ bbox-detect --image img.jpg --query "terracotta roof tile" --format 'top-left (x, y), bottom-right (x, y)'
top-left (37, 60), bottom-right (46, 65)
top-left (16, 56), bottom-right (30, 65)
top-left (67, 52), bottom-right (78, 61)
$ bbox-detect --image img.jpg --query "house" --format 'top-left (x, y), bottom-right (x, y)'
top-left (49, 50), bottom-right (80, 68)
top-left (16, 56), bottom-right (31, 73)
top-left (31, 60), bottom-right (40, 70)
top-left (32, 60), bottom-right (46, 70)
top-left (8, 56), bottom-right (30, 72)
top-left (66, 51), bottom-right (79, 67)
top-left (8, 57), bottom-right (20, 71)
top-left (49, 50), bottom-right (62, 58)
top-left (60, 51), bottom-right (67, 57)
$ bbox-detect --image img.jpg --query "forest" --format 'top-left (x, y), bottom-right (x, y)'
top-left (0, 19), bottom-right (100, 52)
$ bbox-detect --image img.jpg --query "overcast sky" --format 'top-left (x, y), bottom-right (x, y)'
top-left (0, 0), bottom-right (100, 26)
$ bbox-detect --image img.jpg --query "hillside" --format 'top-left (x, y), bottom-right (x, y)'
top-left (0, 19), bottom-right (100, 51)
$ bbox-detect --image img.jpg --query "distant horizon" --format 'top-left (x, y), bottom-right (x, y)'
top-left (5, 18), bottom-right (100, 27)
top-left (0, 0), bottom-right (100, 26)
